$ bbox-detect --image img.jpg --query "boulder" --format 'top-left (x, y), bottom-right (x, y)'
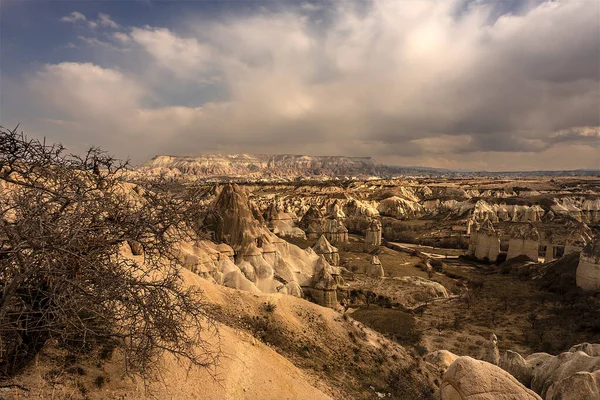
top-left (127, 240), bottom-right (144, 256)
top-left (545, 370), bottom-right (600, 400)
top-left (440, 357), bottom-right (541, 400)
top-left (424, 350), bottom-right (459, 375)
top-left (500, 345), bottom-right (600, 399)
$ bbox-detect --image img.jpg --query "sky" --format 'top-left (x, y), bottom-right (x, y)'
top-left (1, 0), bottom-right (599, 171)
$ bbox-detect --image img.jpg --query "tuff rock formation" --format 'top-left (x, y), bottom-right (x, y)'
top-left (312, 234), bottom-right (340, 266)
top-left (483, 333), bottom-right (500, 366)
top-left (440, 356), bottom-right (541, 400)
top-left (507, 224), bottom-right (540, 261)
top-left (263, 202), bottom-right (306, 239)
top-left (467, 219), bottom-right (501, 262)
top-left (365, 219), bottom-right (382, 246)
top-left (500, 345), bottom-right (600, 398)
top-left (366, 255), bottom-right (385, 278)
top-left (193, 184), bottom-right (343, 306)
top-left (576, 236), bottom-right (600, 291)
top-left (299, 205), bottom-right (325, 239)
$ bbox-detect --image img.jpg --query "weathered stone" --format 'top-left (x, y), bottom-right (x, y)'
top-left (441, 356), bottom-right (541, 400)
top-left (366, 255), bottom-right (384, 278)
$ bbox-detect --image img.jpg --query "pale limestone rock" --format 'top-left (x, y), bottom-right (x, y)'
top-left (507, 225), bottom-right (540, 261)
top-left (441, 357), bottom-right (541, 400)
top-left (299, 205), bottom-right (325, 239)
top-left (312, 235), bottom-right (340, 266)
top-left (377, 196), bottom-right (424, 219)
top-left (500, 350), bottom-right (533, 387)
top-left (468, 219), bottom-right (500, 262)
top-left (310, 255), bottom-right (338, 307)
top-left (424, 350), bottom-right (459, 375)
top-left (365, 219), bottom-right (382, 246)
top-left (366, 255), bottom-right (385, 278)
top-left (323, 218), bottom-right (348, 244)
top-left (576, 237), bottom-right (600, 291)
top-left (483, 333), bottom-right (500, 366)
top-left (223, 270), bottom-right (260, 293)
top-left (569, 343), bottom-right (600, 357)
top-left (545, 370), bottom-right (600, 400)
top-left (285, 281), bottom-right (303, 297)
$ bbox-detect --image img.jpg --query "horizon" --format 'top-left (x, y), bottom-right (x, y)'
top-left (143, 152), bottom-right (600, 174)
top-left (1, 0), bottom-right (599, 171)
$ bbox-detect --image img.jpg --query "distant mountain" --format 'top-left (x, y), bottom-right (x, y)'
top-left (136, 154), bottom-right (600, 180)
top-left (138, 154), bottom-right (377, 179)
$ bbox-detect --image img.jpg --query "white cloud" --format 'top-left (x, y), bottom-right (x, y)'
top-left (112, 32), bottom-right (131, 44)
top-left (60, 11), bottom-right (98, 29)
top-left (60, 11), bottom-right (87, 23)
top-left (98, 13), bottom-right (119, 29)
top-left (20, 1), bottom-right (600, 169)
top-left (129, 27), bottom-right (213, 79)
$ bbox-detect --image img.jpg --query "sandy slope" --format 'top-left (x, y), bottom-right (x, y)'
top-left (8, 270), bottom-right (333, 400)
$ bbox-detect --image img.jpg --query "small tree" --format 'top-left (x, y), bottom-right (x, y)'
top-left (0, 127), bottom-right (219, 379)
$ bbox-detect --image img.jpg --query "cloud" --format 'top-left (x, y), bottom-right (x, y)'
top-left (98, 13), bottom-right (119, 29)
top-left (129, 27), bottom-right (213, 79)
top-left (112, 32), bottom-right (131, 44)
top-left (13, 0), bottom-right (600, 170)
top-left (60, 11), bottom-right (86, 23)
top-left (60, 11), bottom-right (97, 29)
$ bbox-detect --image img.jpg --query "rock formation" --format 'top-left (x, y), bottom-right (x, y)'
top-left (566, 223), bottom-right (594, 254)
top-left (365, 219), bottom-right (382, 246)
top-left (576, 236), bottom-right (600, 291)
top-left (378, 196), bottom-right (424, 219)
top-left (546, 370), bottom-right (600, 400)
top-left (312, 234), bottom-right (340, 266)
top-left (299, 205), bottom-right (325, 239)
top-left (440, 356), bottom-right (541, 399)
top-left (424, 350), bottom-right (459, 376)
top-left (507, 224), bottom-right (540, 261)
top-left (193, 184), bottom-right (345, 306)
top-left (323, 217), bottom-right (349, 243)
top-left (366, 255), bottom-right (385, 278)
top-left (467, 219), bottom-right (501, 262)
top-left (483, 333), bottom-right (500, 366)
top-left (500, 345), bottom-right (600, 399)
top-left (309, 255), bottom-right (340, 308)
top-left (263, 202), bottom-right (306, 238)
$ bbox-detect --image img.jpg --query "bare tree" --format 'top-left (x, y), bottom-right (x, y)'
top-left (0, 126), bottom-right (219, 379)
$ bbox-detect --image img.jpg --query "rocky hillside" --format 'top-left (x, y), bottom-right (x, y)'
top-left (137, 154), bottom-right (600, 181)
top-left (138, 154), bottom-right (377, 179)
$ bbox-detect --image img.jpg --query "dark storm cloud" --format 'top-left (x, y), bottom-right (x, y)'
top-left (1, 0), bottom-right (599, 170)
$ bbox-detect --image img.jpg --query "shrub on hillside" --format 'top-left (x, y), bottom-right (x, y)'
top-left (0, 127), bottom-right (218, 379)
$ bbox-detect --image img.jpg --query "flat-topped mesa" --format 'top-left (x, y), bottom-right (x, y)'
top-left (467, 218), bottom-right (501, 263)
top-left (139, 153), bottom-right (377, 179)
top-left (365, 219), bottom-right (382, 246)
top-left (576, 236), bottom-right (600, 291)
top-left (507, 223), bottom-right (541, 261)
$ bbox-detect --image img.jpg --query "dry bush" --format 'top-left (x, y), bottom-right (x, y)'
top-left (0, 127), bottom-right (219, 379)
